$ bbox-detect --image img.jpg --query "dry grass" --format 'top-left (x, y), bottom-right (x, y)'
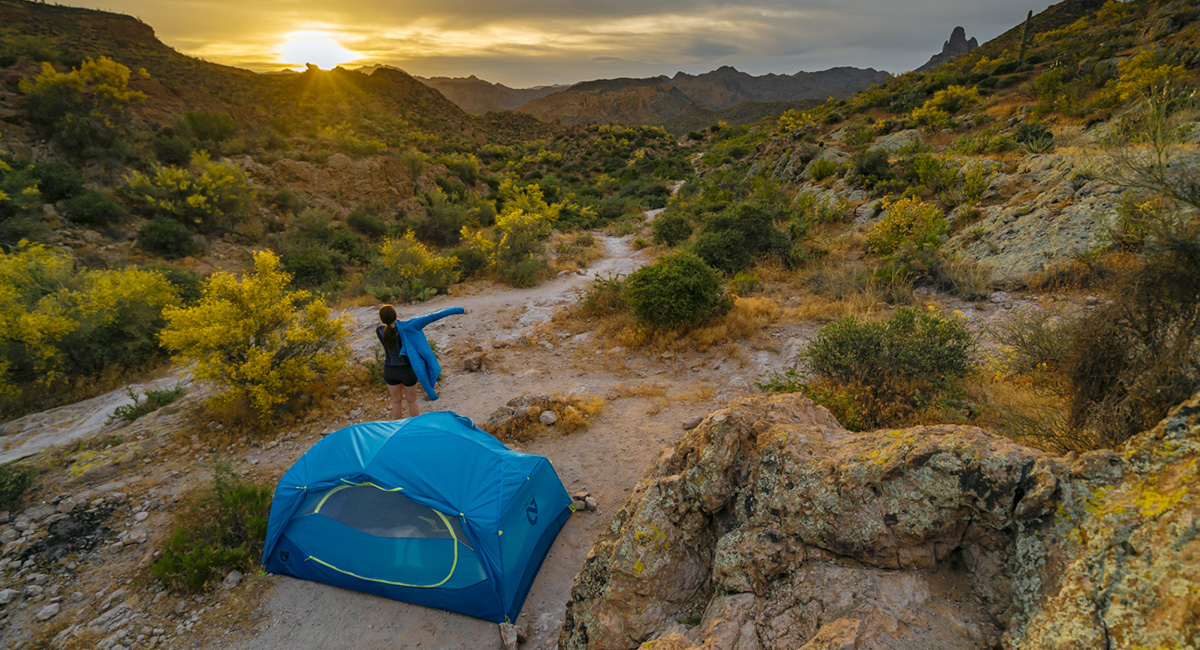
top-left (612, 381), bottom-right (669, 399)
top-left (481, 394), bottom-right (605, 441)
top-left (677, 385), bottom-right (716, 401)
top-left (548, 231), bottom-right (605, 274)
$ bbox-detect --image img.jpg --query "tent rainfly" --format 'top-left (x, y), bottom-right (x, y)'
top-left (261, 412), bottom-right (573, 623)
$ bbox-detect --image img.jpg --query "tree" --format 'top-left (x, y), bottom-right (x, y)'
top-left (159, 251), bottom-right (348, 419)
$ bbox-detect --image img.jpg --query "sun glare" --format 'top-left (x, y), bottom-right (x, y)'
top-left (278, 31), bottom-right (362, 70)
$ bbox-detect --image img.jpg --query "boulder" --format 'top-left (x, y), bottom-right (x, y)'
top-left (558, 391), bottom-right (1200, 650)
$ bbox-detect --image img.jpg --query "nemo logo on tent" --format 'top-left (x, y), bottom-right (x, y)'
top-left (280, 551), bottom-right (289, 562)
top-left (526, 498), bottom-right (539, 525)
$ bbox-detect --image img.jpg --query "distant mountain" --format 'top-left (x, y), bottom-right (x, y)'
top-left (668, 65), bottom-right (891, 110)
top-left (416, 75), bottom-right (567, 114)
top-left (515, 65), bottom-right (890, 127)
top-left (916, 26), bottom-right (979, 73)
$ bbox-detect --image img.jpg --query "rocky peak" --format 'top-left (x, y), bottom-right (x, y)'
top-left (916, 26), bottom-right (979, 73)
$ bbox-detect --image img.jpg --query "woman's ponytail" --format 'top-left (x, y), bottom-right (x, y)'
top-left (379, 304), bottom-right (399, 350)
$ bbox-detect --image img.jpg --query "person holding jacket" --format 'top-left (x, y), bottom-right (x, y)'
top-left (376, 304), bottom-right (465, 419)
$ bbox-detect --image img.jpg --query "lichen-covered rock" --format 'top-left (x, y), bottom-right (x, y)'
top-left (560, 392), bottom-right (1200, 650)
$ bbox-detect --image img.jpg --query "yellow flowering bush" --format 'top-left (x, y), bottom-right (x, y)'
top-left (123, 151), bottom-right (255, 232)
top-left (457, 180), bottom-right (561, 286)
top-left (866, 197), bottom-right (947, 257)
top-left (367, 231), bottom-right (460, 302)
top-left (0, 243), bottom-right (177, 399)
top-left (159, 251), bottom-right (348, 419)
top-left (18, 56), bottom-right (147, 153)
top-left (1110, 49), bottom-right (1187, 102)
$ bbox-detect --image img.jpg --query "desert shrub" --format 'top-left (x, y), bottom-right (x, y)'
top-left (455, 180), bottom-right (559, 286)
top-left (269, 189), bottom-right (307, 215)
top-left (729, 271), bottom-right (762, 296)
top-left (911, 105), bottom-right (952, 131)
top-left (123, 152), bottom-right (255, 232)
top-left (790, 307), bottom-right (974, 429)
top-left (1110, 49), bottom-right (1187, 102)
top-left (808, 158), bottom-right (838, 181)
top-left (866, 197), bottom-right (947, 276)
top-left (180, 110), bottom-right (236, 148)
top-left (30, 162), bottom-right (83, 202)
top-left (992, 310), bottom-right (1073, 377)
top-left (909, 154), bottom-right (961, 195)
top-left (851, 148), bottom-right (893, 188)
top-left (346, 208), bottom-right (388, 238)
top-left (439, 153), bottom-right (482, 186)
top-left (18, 56), bottom-right (146, 155)
top-left (959, 163), bottom-right (995, 204)
top-left (692, 203), bottom-right (788, 273)
top-left (1015, 121), bottom-right (1054, 153)
top-left (923, 85), bottom-right (980, 114)
top-left (279, 244), bottom-right (337, 289)
top-left (150, 464), bottom-right (271, 593)
top-left (141, 265), bottom-right (204, 305)
top-left (692, 229), bottom-right (751, 274)
top-left (0, 463), bottom-right (38, 512)
top-left (580, 273), bottom-right (627, 317)
top-left (153, 131), bottom-right (195, 166)
top-left (108, 384), bottom-right (185, 424)
top-left (651, 211), bottom-right (692, 247)
top-left (159, 251), bottom-right (348, 419)
top-left (413, 190), bottom-right (472, 246)
top-left (0, 244), bottom-right (178, 398)
top-left (0, 158), bottom-right (49, 245)
top-left (366, 231), bottom-right (460, 302)
top-left (137, 217), bottom-right (199, 259)
top-left (622, 251), bottom-right (729, 330)
top-left (63, 189), bottom-right (126, 226)
top-left (1102, 192), bottom-right (1169, 251)
top-left (1061, 232), bottom-right (1200, 448)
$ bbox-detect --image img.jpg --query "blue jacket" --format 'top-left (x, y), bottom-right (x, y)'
top-left (391, 307), bottom-right (464, 400)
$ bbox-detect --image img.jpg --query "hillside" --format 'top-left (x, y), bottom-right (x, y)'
top-left (417, 75), bottom-right (566, 114)
top-left (515, 65), bottom-right (890, 128)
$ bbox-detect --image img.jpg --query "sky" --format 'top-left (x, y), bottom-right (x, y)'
top-left (60, 0), bottom-right (1058, 87)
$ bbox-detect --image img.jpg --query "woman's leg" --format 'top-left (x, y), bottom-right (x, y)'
top-left (404, 384), bottom-right (420, 417)
top-left (387, 384), bottom-right (404, 419)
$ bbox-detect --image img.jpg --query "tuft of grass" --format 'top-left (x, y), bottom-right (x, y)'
top-left (150, 462), bottom-right (272, 593)
top-left (108, 384), bottom-right (186, 424)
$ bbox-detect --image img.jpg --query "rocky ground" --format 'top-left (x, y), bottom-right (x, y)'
top-left (0, 223), bottom-right (1169, 650)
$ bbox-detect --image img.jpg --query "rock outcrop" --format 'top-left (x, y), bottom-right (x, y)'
top-left (558, 392), bottom-right (1200, 650)
top-left (917, 26), bottom-right (979, 73)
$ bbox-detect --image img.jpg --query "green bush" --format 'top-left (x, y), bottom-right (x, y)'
top-left (792, 307), bottom-right (975, 429)
top-left (851, 148), bottom-right (893, 189)
top-left (346, 208), bottom-right (389, 238)
top-left (692, 229), bottom-right (752, 274)
top-left (141, 265), bottom-right (204, 305)
top-left (651, 211), bottom-right (692, 247)
top-left (806, 308), bottom-right (975, 386)
top-left (580, 272), bottom-right (627, 316)
top-left (31, 162), bottom-right (83, 202)
top-left (63, 189), bottom-right (126, 226)
top-left (150, 464), bottom-right (271, 593)
top-left (0, 463), bottom-right (38, 512)
top-left (153, 132), bottom-right (195, 166)
top-left (122, 152), bottom-right (256, 233)
top-left (279, 244), bottom-right (338, 288)
top-left (808, 158), bottom-right (838, 181)
top-left (622, 251), bottom-right (728, 330)
top-left (138, 217), bottom-right (199, 259)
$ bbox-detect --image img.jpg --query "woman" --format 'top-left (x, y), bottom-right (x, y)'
top-left (376, 304), bottom-right (465, 419)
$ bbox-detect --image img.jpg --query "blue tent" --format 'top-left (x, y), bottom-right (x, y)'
top-left (261, 412), bottom-right (573, 623)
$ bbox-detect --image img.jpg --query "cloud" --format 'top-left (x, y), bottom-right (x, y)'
top-left (59, 0), bottom-right (1058, 86)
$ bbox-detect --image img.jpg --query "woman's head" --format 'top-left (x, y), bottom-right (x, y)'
top-left (379, 304), bottom-right (398, 325)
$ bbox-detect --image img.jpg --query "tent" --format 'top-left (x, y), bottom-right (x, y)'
top-left (261, 412), bottom-right (573, 623)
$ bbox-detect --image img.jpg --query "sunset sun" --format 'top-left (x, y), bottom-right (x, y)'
top-left (277, 31), bottom-right (362, 69)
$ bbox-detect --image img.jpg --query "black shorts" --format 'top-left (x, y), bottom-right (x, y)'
top-left (383, 364), bottom-right (418, 387)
